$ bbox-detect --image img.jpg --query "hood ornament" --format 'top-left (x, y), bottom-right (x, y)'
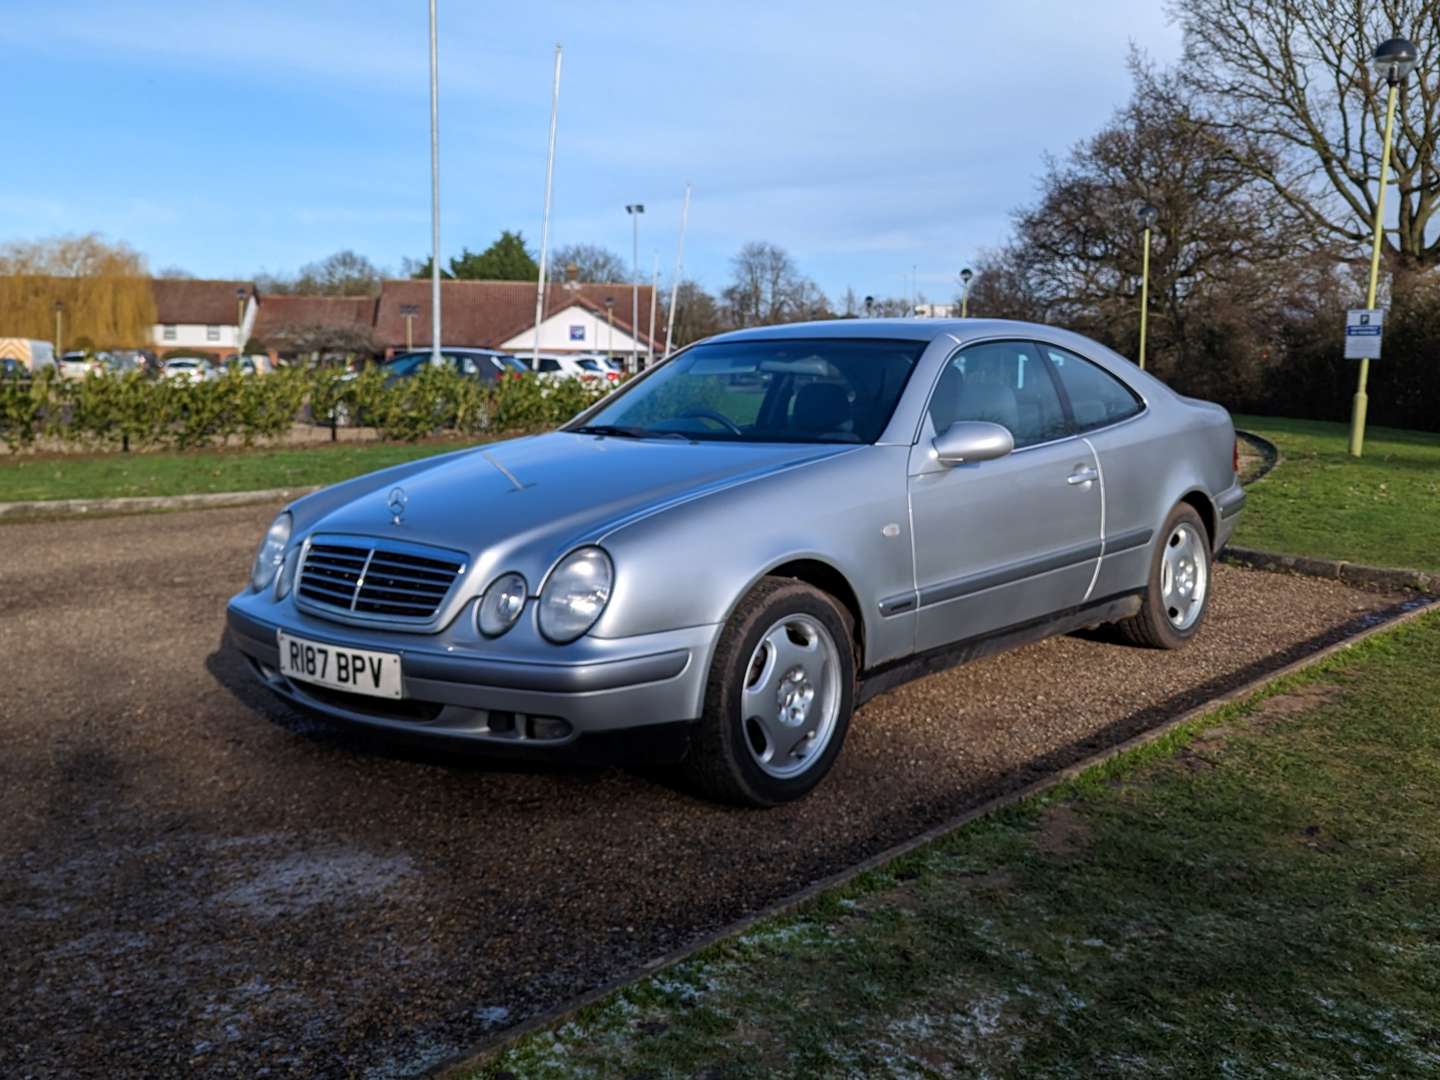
top-left (387, 486), bottom-right (408, 525)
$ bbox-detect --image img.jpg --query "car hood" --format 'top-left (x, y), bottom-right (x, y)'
top-left (308, 431), bottom-right (852, 562)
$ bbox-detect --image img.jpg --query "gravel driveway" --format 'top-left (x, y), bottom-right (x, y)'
top-left (0, 504), bottom-right (1404, 1078)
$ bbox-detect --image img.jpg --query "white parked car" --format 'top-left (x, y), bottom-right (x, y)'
top-left (161, 357), bottom-right (219, 383)
top-left (57, 351), bottom-right (104, 380)
top-left (527, 353), bottom-right (620, 386)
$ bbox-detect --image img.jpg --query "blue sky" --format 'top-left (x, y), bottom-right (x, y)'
top-left (3, 1), bottom-right (1181, 303)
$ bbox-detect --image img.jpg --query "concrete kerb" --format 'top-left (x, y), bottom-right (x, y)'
top-left (0, 486), bottom-right (318, 521)
top-left (430, 593), bottom-right (1439, 1078)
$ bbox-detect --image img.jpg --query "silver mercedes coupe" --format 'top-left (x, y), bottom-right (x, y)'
top-left (227, 319), bottom-right (1244, 806)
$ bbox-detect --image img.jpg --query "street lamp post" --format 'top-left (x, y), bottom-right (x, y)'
top-left (235, 287), bottom-right (247, 359)
top-left (604, 296), bottom-right (615, 361)
top-left (1350, 36), bottom-right (1417, 458)
top-left (864, 295), bottom-right (874, 319)
top-left (1136, 204), bottom-right (1159, 371)
top-left (625, 204), bottom-right (644, 373)
top-left (399, 304), bottom-right (419, 351)
top-left (959, 268), bottom-right (973, 318)
top-left (54, 300), bottom-right (63, 360)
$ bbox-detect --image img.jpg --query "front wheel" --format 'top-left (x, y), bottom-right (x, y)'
top-left (683, 578), bottom-right (855, 807)
top-left (1117, 502), bottom-right (1212, 650)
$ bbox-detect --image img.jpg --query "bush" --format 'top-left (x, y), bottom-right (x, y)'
top-left (1, 367), bottom-right (613, 452)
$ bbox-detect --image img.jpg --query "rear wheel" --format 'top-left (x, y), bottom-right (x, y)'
top-left (1117, 503), bottom-right (1212, 650)
top-left (683, 578), bottom-right (855, 807)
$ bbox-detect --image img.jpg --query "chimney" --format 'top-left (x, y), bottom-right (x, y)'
top-left (565, 263), bottom-right (580, 290)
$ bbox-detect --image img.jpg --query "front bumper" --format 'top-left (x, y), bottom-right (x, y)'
top-left (226, 590), bottom-right (717, 756)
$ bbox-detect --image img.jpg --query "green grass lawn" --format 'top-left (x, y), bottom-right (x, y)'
top-left (1234, 415), bottom-right (1440, 573)
top-left (477, 610), bottom-right (1440, 1078)
top-left (0, 439), bottom-right (484, 503)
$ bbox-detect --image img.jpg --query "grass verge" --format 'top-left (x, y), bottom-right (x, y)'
top-left (0, 438), bottom-right (489, 502)
top-left (1234, 415), bottom-right (1440, 573)
top-left (474, 610), bottom-right (1440, 1078)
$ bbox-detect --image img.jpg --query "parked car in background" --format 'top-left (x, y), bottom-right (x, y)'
top-left (0, 338), bottom-right (56, 374)
top-left (381, 349), bottom-right (527, 386)
top-left (525, 353), bottom-right (620, 386)
top-left (225, 354), bottom-right (275, 376)
top-left (1, 357), bottom-right (32, 381)
top-left (58, 351), bottom-right (104, 379)
top-left (161, 357), bottom-right (219, 383)
top-left (228, 318), bottom-right (1244, 807)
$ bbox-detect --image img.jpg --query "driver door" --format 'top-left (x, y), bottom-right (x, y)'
top-left (907, 340), bottom-right (1101, 652)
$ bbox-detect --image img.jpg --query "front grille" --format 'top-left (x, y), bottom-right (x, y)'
top-left (297, 537), bottom-right (466, 622)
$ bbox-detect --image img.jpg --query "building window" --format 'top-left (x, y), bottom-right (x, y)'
top-left (206, 325), bottom-right (220, 342)
top-left (162, 325), bottom-right (177, 341)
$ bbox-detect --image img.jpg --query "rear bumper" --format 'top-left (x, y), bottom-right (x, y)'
top-left (1214, 481), bottom-right (1246, 552)
top-left (225, 596), bottom-right (716, 757)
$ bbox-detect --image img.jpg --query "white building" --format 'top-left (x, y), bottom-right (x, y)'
top-left (151, 279), bottom-right (258, 356)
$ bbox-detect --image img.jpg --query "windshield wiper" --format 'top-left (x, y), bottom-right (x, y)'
top-left (573, 424), bottom-right (688, 440)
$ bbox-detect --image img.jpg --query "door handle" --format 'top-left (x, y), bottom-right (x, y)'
top-left (1067, 466), bottom-right (1098, 486)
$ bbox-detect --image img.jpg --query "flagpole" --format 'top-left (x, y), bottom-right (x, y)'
top-left (663, 182), bottom-right (690, 360)
top-left (532, 44), bottom-right (562, 364)
top-left (428, 0), bottom-right (442, 366)
top-left (646, 253), bottom-right (659, 369)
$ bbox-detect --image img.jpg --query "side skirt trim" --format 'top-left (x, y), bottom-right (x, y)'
top-left (856, 590), bottom-right (1143, 706)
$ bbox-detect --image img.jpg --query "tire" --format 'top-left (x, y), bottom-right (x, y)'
top-left (683, 577), bottom-right (856, 807)
top-left (1117, 502), bottom-right (1212, 650)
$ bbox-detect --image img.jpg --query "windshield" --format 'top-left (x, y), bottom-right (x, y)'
top-left (572, 338), bottom-right (925, 443)
top-left (577, 358), bottom-right (602, 372)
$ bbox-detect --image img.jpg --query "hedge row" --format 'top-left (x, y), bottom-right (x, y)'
top-left (0, 367), bottom-right (610, 452)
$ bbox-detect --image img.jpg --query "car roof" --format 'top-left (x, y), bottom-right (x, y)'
top-left (704, 317), bottom-right (1068, 346)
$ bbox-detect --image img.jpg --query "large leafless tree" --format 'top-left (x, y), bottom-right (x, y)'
top-left (1174, 0), bottom-right (1440, 270)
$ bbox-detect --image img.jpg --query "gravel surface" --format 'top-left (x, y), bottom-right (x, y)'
top-left (0, 504), bottom-right (1405, 1078)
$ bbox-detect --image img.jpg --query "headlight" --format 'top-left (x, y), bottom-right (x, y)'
top-left (538, 547), bottom-right (612, 643)
top-left (250, 512), bottom-right (292, 592)
top-left (477, 572), bottom-right (528, 637)
top-left (274, 544), bottom-right (301, 600)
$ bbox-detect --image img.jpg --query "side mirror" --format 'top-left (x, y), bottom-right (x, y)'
top-left (930, 420), bottom-right (1014, 466)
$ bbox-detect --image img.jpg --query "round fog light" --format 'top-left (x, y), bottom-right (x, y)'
top-left (478, 572), bottom-right (528, 637)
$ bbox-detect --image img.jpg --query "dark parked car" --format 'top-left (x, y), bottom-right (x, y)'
top-left (1, 357), bottom-right (32, 381)
top-left (382, 349), bottom-right (528, 386)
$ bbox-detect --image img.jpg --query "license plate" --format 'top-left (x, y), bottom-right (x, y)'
top-left (276, 631), bottom-right (403, 699)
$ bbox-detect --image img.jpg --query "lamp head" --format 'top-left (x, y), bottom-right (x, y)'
top-left (1137, 204), bottom-right (1159, 229)
top-left (1373, 37), bottom-right (1418, 85)
top-left (959, 268), bottom-right (973, 285)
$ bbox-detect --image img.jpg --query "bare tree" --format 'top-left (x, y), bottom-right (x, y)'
top-left (260, 250), bottom-right (384, 295)
top-left (551, 243), bottom-right (629, 283)
top-left (668, 280), bottom-right (724, 345)
top-left (988, 60), bottom-right (1314, 374)
top-left (721, 241), bottom-right (829, 326)
top-left (1175, 0), bottom-right (1440, 270)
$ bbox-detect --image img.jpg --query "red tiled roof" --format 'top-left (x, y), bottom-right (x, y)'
top-left (151, 279), bottom-right (254, 324)
top-left (253, 295), bottom-right (378, 338)
top-left (374, 279), bottom-right (661, 350)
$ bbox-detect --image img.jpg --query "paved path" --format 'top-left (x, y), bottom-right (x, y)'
top-left (0, 505), bottom-right (1403, 1078)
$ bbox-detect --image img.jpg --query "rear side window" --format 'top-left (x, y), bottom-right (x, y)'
top-left (1043, 346), bottom-right (1143, 432)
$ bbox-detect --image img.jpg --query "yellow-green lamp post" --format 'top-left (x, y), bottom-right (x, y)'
top-left (1136, 204), bottom-right (1158, 371)
top-left (959, 268), bottom-right (973, 318)
top-left (1350, 36), bottom-right (1417, 458)
top-left (53, 299), bottom-right (64, 360)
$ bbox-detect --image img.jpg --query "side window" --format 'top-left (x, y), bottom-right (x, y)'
top-left (1044, 346), bottom-right (1143, 432)
top-left (927, 341), bottom-right (1068, 449)
top-left (539, 358), bottom-right (561, 373)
